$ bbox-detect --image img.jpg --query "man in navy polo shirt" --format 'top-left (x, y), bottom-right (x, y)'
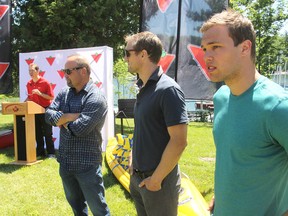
top-left (124, 31), bottom-right (188, 216)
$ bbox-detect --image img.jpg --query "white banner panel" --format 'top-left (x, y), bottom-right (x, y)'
top-left (19, 46), bottom-right (114, 150)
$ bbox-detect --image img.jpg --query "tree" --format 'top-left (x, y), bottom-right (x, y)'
top-left (230, 0), bottom-right (288, 76)
top-left (113, 58), bottom-right (137, 99)
top-left (11, 0), bottom-right (140, 91)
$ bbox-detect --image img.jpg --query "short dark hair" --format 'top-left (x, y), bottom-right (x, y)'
top-left (125, 31), bottom-right (163, 64)
top-left (200, 9), bottom-right (256, 63)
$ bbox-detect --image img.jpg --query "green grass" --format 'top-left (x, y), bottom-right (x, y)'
top-left (0, 147), bottom-right (136, 215)
top-left (0, 96), bottom-right (215, 215)
top-left (181, 122), bottom-right (215, 200)
top-left (0, 95), bottom-right (19, 130)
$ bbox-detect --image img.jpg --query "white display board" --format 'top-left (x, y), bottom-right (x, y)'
top-left (19, 46), bottom-right (114, 150)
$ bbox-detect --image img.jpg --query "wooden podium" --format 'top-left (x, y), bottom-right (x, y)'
top-left (1, 101), bottom-right (45, 165)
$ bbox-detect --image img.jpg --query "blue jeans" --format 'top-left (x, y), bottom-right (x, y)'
top-left (130, 165), bottom-right (181, 216)
top-left (59, 164), bottom-right (110, 216)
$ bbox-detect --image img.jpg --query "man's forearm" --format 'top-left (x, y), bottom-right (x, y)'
top-left (56, 113), bottom-right (80, 126)
top-left (152, 139), bottom-right (186, 183)
top-left (40, 92), bottom-right (53, 100)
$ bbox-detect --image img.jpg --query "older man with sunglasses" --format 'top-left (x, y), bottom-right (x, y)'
top-left (45, 54), bottom-right (110, 216)
top-left (125, 31), bottom-right (188, 216)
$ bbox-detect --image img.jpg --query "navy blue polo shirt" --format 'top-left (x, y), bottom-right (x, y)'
top-left (132, 67), bottom-right (188, 172)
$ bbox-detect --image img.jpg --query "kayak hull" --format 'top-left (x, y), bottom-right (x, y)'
top-left (105, 135), bottom-right (209, 216)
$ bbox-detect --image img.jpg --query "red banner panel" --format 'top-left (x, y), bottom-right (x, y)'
top-left (141, 0), bottom-right (228, 100)
top-left (0, 1), bottom-right (12, 94)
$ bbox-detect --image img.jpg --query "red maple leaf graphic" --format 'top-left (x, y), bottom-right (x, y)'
top-left (157, 0), bottom-right (173, 13)
top-left (158, 53), bottom-right (175, 73)
top-left (92, 53), bottom-right (102, 63)
top-left (12, 106), bottom-right (19, 112)
top-left (95, 82), bottom-right (102, 88)
top-left (25, 58), bottom-right (34, 65)
top-left (0, 5), bottom-right (9, 21)
top-left (187, 44), bottom-right (210, 81)
top-left (0, 62), bottom-right (9, 79)
top-left (39, 71), bottom-right (45, 77)
top-left (50, 83), bottom-right (56, 90)
top-left (58, 70), bottom-right (65, 79)
top-left (52, 137), bottom-right (57, 142)
top-left (46, 56), bottom-right (55, 66)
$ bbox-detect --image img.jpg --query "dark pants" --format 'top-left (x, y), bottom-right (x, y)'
top-left (35, 113), bottom-right (55, 156)
top-left (130, 165), bottom-right (181, 216)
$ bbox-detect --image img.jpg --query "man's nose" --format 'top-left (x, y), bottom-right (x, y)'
top-left (204, 51), bottom-right (213, 63)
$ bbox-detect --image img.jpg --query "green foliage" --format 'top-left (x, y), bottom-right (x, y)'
top-left (114, 59), bottom-right (129, 79)
top-left (230, 0), bottom-right (288, 75)
top-left (114, 58), bottom-right (137, 99)
top-left (11, 0), bottom-right (141, 92)
top-left (12, 0), bottom-right (140, 53)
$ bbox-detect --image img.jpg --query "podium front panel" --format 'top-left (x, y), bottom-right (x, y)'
top-left (16, 115), bottom-right (27, 161)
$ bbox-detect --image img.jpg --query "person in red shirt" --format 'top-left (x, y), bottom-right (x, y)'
top-left (26, 63), bottom-right (55, 158)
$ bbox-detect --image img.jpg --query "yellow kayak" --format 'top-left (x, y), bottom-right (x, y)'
top-left (105, 134), bottom-right (210, 216)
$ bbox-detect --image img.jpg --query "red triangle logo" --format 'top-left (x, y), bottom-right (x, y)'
top-left (39, 71), bottom-right (45, 77)
top-left (46, 56), bottom-right (55, 66)
top-left (92, 53), bottom-right (102, 63)
top-left (25, 58), bottom-right (34, 65)
top-left (95, 81), bottom-right (102, 88)
top-left (0, 62), bottom-right (9, 79)
top-left (50, 83), bottom-right (56, 90)
top-left (187, 44), bottom-right (210, 81)
top-left (158, 52), bottom-right (175, 73)
top-left (0, 5), bottom-right (9, 21)
top-left (157, 0), bottom-right (173, 13)
top-left (58, 70), bottom-right (65, 79)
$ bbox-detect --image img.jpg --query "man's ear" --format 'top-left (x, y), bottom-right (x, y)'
top-left (241, 40), bottom-right (252, 57)
top-left (142, 50), bottom-right (149, 58)
top-left (82, 67), bottom-right (88, 75)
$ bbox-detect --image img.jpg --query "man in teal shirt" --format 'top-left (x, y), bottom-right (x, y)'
top-left (200, 9), bottom-right (288, 215)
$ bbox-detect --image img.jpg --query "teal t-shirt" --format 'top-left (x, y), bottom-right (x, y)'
top-left (213, 76), bottom-right (288, 216)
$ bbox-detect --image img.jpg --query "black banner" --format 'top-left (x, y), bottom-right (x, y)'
top-left (141, 0), bottom-right (228, 100)
top-left (0, 0), bottom-right (12, 94)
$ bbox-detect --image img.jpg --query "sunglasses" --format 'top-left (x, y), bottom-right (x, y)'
top-left (124, 49), bottom-right (136, 57)
top-left (62, 67), bottom-right (83, 75)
